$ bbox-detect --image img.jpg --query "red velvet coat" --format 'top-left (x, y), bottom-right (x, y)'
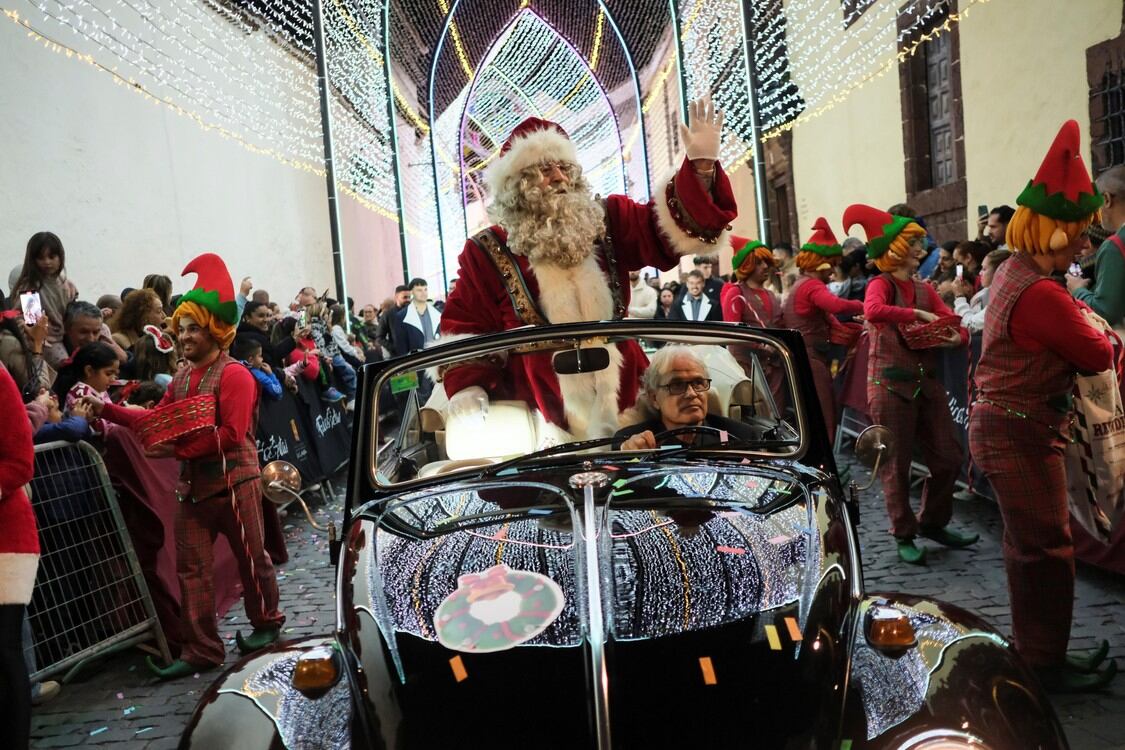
top-left (441, 158), bottom-right (737, 431)
top-left (1, 365), bottom-right (40, 605)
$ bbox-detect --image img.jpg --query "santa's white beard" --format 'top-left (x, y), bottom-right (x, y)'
top-left (495, 183), bottom-right (604, 269)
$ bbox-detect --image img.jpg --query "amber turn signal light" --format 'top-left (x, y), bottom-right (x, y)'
top-left (292, 645), bottom-right (341, 697)
top-left (866, 605), bottom-right (917, 651)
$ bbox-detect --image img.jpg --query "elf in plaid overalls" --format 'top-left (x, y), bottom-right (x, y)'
top-left (969, 121), bottom-right (1117, 692)
top-left (845, 203), bottom-right (978, 565)
top-left (722, 236), bottom-right (787, 413)
top-left (779, 219), bottom-right (864, 440)
top-left (96, 254), bottom-right (285, 679)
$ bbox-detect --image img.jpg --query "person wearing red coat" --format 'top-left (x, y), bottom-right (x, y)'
top-left (721, 236), bottom-right (786, 412)
top-left (441, 98), bottom-right (737, 439)
top-left (779, 219), bottom-right (864, 440)
top-left (0, 363), bottom-right (39, 748)
top-left (969, 121), bottom-right (1117, 692)
top-left (845, 203), bottom-right (976, 566)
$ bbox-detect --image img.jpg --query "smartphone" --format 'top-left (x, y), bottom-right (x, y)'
top-left (977, 204), bottom-right (989, 219)
top-left (1069, 263), bottom-right (1083, 277)
top-left (298, 309), bottom-right (308, 328)
top-left (19, 291), bottom-right (43, 326)
top-left (955, 264), bottom-right (964, 280)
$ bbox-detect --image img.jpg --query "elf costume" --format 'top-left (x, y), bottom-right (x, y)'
top-left (780, 218), bottom-right (864, 439)
top-left (441, 111), bottom-right (737, 439)
top-left (845, 203), bottom-right (974, 565)
top-left (722, 236), bottom-right (786, 412)
top-left (968, 120), bottom-right (1116, 691)
top-left (101, 253), bottom-right (285, 678)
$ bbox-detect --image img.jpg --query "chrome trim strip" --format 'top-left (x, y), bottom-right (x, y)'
top-left (582, 482), bottom-right (612, 749)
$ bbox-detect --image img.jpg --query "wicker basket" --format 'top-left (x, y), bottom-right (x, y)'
top-left (829, 321), bottom-right (863, 347)
top-left (898, 314), bottom-right (962, 350)
top-left (134, 393), bottom-right (217, 450)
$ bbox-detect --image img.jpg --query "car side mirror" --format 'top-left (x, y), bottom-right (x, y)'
top-left (553, 346), bottom-right (610, 374)
top-left (853, 425), bottom-right (894, 491)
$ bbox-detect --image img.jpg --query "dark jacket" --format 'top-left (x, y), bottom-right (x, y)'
top-left (236, 321), bottom-right (296, 371)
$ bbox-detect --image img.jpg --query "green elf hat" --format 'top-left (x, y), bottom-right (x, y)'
top-left (1016, 119), bottom-right (1103, 222)
top-left (801, 217), bottom-right (843, 257)
top-left (842, 204), bottom-right (915, 260)
top-left (178, 253), bottom-right (238, 325)
top-left (731, 234), bottom-right (768, 269)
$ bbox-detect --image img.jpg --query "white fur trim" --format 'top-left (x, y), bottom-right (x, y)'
top-left (0, 553), bottom-right (39, 605)
top-left (486, 128), bottom-right (580, 196)
top-left (530, 255), bottom-right (621, 438)
top-left (651, 166), bottom-right (733, 257)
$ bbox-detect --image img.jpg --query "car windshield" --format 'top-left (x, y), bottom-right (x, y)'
top-left (370, 323), bottom-right (805, 489)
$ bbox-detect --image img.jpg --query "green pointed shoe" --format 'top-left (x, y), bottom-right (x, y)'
top-left (1034, 659), bottom-right (1117, 694)
top-left (919, 525), bottom-right (979, 549)
top-left (896, 539), bottom-right (927, 565)
top-left (146, 657), bottom-right (214, 681)
top-left (1066, 640), bottom-right (1110, 673)
top-left (236, 626), bottom-right (281, 655)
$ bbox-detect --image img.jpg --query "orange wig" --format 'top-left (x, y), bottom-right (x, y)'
top-left (872, 222), bottom-right (926, 273)
top-left (171, 300), bottom-right (237, 351)
top-left (1005, 205), bottom-right (1098, 255)
top-left (734, 245), bottom-right (776, 281)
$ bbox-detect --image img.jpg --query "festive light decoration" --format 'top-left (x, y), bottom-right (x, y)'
top-left (748, 0), bottom-right (989, 139)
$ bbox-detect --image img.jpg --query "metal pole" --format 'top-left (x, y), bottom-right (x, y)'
top-left (741, 2), bottom-right (771, 247)
top-left (311, 0), bottom-right (350, 329)
top-left (382, 0), bottom-right (412, 288)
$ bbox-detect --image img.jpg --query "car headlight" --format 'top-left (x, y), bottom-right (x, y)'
top-left (292, 645), bottom-right (342, 698)
top-left (895, 729), bottom-right (992, 750)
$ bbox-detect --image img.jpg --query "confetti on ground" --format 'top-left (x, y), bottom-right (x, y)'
top-left (715, 545), bottom-right (745, 555)
top-left (116, 692), bottom-right (124, 700)
top-left (193, 673), bottom-right (200, 679)
top-left (90, 727), bottom-right (108, 736)
top-left (124, 706), bottom-right (136, 715)
top-left (136, 727), bottom-right (153, 735)
top-left (612, 478), bottom-right (627, 488)
top-left (609, 489), bottom-right (633, 497)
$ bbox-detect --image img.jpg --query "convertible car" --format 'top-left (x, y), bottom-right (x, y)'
top-left (181, 321), bottom-right (1068, 749)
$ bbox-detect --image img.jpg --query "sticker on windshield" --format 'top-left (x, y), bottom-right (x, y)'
top-left (435, 564), bottom-right (564, 653)
top-left (389, 371), bottom-right (419, 394)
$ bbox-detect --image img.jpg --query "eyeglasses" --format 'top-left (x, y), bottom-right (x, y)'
top-left (538, 160), bottom-right (570, 175)
top-left (657, 378), bottom-right (712, 395)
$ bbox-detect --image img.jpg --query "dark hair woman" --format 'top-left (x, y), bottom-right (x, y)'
top-left (142, 274), bottom-right (174, 316)
top-left (107, 289), bottom-right (165, 351)
top-left (9, 232), bottom-right (78, 369)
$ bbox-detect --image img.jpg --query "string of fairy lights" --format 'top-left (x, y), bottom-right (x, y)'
top-left (749, 0), bottom-right (988, 138)
top-left (6, 0), bottom-right (984, 278)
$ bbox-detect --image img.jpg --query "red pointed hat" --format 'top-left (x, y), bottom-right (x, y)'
top-left (801, 217), bottom-right (842, 256)
top-left (178, 253), bottom-right (238, 325)
top-left (1017, 119), bottom-right (1103, 221)
top-left (842, 204), bottom-right (916, 259)
top-left (487, 117), bottom-right (580, 193)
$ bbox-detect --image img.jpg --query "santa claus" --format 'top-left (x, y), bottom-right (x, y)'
top-left (439, 97), bottom-right (737, 439)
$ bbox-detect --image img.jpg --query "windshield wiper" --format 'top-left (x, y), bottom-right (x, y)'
top-left (479, 435), bottom-right (621, 478)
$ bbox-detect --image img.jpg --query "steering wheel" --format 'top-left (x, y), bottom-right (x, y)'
top-left (649, 424), bottom-right (727, 446)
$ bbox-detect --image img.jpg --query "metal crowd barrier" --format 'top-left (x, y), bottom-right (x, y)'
top-left (23, 440), bottom-right (171, 683)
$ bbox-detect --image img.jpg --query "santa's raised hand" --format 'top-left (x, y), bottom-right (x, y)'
top-left (678, 95), bottom-right (724, 171)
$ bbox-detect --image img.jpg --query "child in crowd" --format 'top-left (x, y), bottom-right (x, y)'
top-left (24, 389), bottom-right (94, 444)
top-left (125, 380), bottom-right (166, 409)
top-left (291, 306), bottom-right (343, 402)
top-left (309, 302), bottom-right (356, 402)
top-left (130, 326), bottom-right (178, 386)
top-left (57, 342), bottom-right (120, 435)
top-left (232, 336), bottom-right (282, 401)
top-left (9, 232), bottom-right (78, 370)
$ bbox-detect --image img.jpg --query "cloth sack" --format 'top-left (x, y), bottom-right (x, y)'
top-left (1066, 315), bottom-right (1125, 542)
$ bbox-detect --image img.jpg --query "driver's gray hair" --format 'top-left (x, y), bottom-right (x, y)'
top-left (641, 345), bottom-right (708, 394)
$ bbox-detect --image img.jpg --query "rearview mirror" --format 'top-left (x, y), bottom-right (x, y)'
top-left (553, 346), bottom-right (610, 374)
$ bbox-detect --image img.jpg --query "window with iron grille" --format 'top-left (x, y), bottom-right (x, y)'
top-left (1089, 45), bottom-right (1125, 175)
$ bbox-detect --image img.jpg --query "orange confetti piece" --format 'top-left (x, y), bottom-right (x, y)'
top-left (698, 656), bottom-right (717, 685)
top-left (449, 655), bottom-right (468, 682)
top-left (765, 624), bottom-right (782, 651)
top-left (784, 617), bottom-right (802, 642)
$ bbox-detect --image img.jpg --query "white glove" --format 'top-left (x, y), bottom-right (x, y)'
top-left (678, 95), bottom-right (724, 162)
top-left (448, 386), bottom-right (489, 423)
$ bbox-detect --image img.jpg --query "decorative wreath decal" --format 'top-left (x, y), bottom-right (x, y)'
top-left (435, 564), bottom-right (565, 653)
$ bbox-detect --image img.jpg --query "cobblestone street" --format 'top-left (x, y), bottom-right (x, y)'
top-left (28, 464), bottom-right (1125, 749)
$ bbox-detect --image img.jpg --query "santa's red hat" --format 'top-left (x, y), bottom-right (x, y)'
top-left (1017, 119), bottom-right (1102, 221)
top-left (486, 117), bottom-right (580, 194)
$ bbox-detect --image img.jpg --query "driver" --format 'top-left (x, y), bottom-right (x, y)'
top-left (615, 346), bottom-right (751, 450)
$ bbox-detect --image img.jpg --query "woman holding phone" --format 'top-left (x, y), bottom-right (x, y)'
top-left (9, 232), bottom-right (78, 370)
